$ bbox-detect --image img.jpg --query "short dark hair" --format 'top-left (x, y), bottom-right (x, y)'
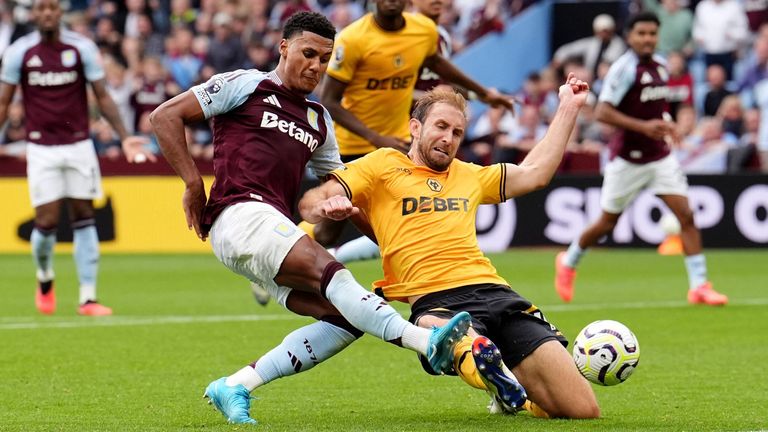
top-left (626, 11), bottom-right (660, 31)
top-left (282, 11), bottom-right (336, 41)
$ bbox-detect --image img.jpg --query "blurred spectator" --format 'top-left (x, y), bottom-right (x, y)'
top-left (727, 107), bottom-right (760, 172)
top-left (693, 0), bottom-right (750, 81)
top-left (666, 51), bottom-right (694, 119)
top-left (737, 34), bottom-right (768, 108)
top-left (243, 41), bottom-right (277, 71)
top-left (170, 0), bottom-right (198, 30)
top-left (135, 112), bottom-right (161, 154)
top-left (743, 0), bottom-right (768, 33)
top-left (163, 27), bottom-right (202, 90)
top-left (677, 116), bottom-right (736, 173)
top-left (206, 12), bottom-right (246, 73)
top-left (465, 0), bottom-right (505, 45)
top-left (641, 0), bottom-right (694, 56)
top-left (269, 0), bottom-right (313, 29)
top-left (552, 14), bottom-right (626, 82)
top-left (493, 104), bottom-right (547, 163)
top-left (90, 118), bottom-right (123, 160)
top-left (132, 56), bottom-right (181, 132)
top-left (104, 55), bottom-right (135, 135)
top-left (325, 0), bottom-right (364, 31)
top-left (716, 94), bottom-right (744, 137)
top-left (95, 16), bottom-right (122, 59)
top-left (136, 13), bottom-right (165, 57)
top-left (703, 64), bottom-right (732, 117)
top-left (675, 104), bottom-right (699, 140)
top-left (123, 0), bottom-right (148, 38)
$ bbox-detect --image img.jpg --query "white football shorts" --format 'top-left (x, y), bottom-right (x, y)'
top-left (26, 139), bottom-right (103, 207)
top-left (209, 201), bottom-right (304, 307)
top-left (600, 153), bottom-right (689, 214)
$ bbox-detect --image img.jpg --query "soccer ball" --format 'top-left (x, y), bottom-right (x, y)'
top-left (572, 320), bottom-right (640, 386)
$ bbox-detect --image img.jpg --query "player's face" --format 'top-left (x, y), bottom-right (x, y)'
top-left (627, 21), bottom-right (658, 59)
top-left (376, 0), bottom-right (407, 18)
top-left (412, 0), bottom-right (444, 20)
top-left (279, 31), bottom-right (334, 95)
top-left (411, 102), bottom-right (465, 171)
top-left (32, 0), bottom-right (62, 33)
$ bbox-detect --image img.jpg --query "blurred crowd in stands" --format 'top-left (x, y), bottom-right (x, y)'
top-left (1, 0), bottom-right (766, 174)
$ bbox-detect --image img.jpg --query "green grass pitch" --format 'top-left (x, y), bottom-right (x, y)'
top-left (1, 249), bottom-right (767, 431)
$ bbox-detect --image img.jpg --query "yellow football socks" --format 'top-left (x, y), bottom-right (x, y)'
top-left (453, 336), bottom-right (487, 390)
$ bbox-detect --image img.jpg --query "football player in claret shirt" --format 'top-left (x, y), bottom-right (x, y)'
top-left (0, 0), bottom-right (152, 316)
top-left (151, 11), bottom-right (471, 425)
top-left (555, 12), bottom-right (728, 306)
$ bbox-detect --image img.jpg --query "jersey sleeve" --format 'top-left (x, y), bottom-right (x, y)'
top-left (307, 107), bottom-right (345, 178)
top-left (0, 43), bottom-right (24, 85)
top-left (326, 28), bottom-right (362, 84)
top-left (467, 162), bottom-right (507, 204)
top-left (78, 38), bottom-right (106, 82)
top-left (191, 70), bottom-right (264, 119)
top-left (598, 58), bottom-right (636, 106)
top-left (328, 150), bottom-right (384, 205)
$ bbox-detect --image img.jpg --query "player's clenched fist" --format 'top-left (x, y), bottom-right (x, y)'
top-left (319, 195), bottom-right (360, 221)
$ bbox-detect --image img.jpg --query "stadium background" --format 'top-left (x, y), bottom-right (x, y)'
top-left (0, 0), bottom-right (766, 252)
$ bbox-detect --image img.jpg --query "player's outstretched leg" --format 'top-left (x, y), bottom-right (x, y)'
top-left (204, 377), bottom-right (257, 425)
top-left (472, 336), bottom-right (527, 410)
top-left (426, 311), bottom-right (472, 374)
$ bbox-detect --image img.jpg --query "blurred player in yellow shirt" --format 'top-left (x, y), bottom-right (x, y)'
top-left (300, 78), bottom-right (600, 419)
top-left (306, 0), bottom-right (511, 262)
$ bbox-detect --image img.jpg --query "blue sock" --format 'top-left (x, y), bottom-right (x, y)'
top-left (226, 321), bottom-right (358, 391)
top-left (73, 222), bottom-right (99, 303)
top-left (563, 240), bottom-right (586, 268)
top-left (684, 254), bottom-right (707, 290)
top-left (31, 227), bottom-right (56, 281)
top-left (322, 265), bottom-right (429, 354)
top-left (334, 236), bottom-right (381, 264)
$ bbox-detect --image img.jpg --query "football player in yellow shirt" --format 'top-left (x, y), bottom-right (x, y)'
top-left (299, 75), bottom-right (600, 419)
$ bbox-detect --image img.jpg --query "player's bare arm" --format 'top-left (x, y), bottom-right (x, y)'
top-left (319, 75), bottom-right (409, 151)
top-left (298, 178), bottom-right (358, 223)
top-left (503, 73), bottom-right (590, 199)
top-left (0, 82), bottom-right (18, 125)
top-left (423, 54), bottom-right (514, 110)
top-left (595, 101), bottom-right (677, 143)
top-left (150, 91), bottom-right (208, 240)
top-left (91, 79), bottom-right (155, 163)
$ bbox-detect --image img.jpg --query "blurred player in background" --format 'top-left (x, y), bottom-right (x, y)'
top-left (300, 79), bottom-right (599, 419)
top-left (554, 12), bottom-right (728, 306)
top-left (307, 0), bottom-right (512, 266)
top-left (150, 11), bottom-right (470, 425)
top-left (0, 0), bottom-right (152, 316)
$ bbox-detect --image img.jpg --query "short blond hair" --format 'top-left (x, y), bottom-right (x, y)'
top-left (412, 87), bottom-right (468, 124)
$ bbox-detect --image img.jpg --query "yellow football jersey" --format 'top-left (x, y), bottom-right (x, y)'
top-left (327, 13), bottom-right (438, 156)
top-left (330, 149), bottom-right (510, 302)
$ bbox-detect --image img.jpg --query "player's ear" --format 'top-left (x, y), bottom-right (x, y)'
top-left (409, 118), bottom-right (421, 141)
top-left (279, 39), bottom-right (288, 58)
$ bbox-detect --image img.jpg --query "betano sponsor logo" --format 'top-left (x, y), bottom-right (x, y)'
top-left (28, 70), bottom-right (78, 87)
top-left (402, 196), bottom-right (469, 216)
top-left (260, 111), bottom-right (319, 151)
top-left (639, 86), bottom-right (670, 103)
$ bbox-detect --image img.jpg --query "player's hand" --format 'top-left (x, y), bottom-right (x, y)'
top-left (558, 72), bottom-right (590, 108)
top-left (183, 179), bottom-right (208, 241)
top-left (318, 195), bottom-right (359, 221)
top-left (643, 118), bottom-right (678, 143)
top-left (122, 135), bottom-right (157, 163)
top-left (479, 88), bottom-right (516, 112)
top-left (371, 134), bottom-right (410, 153)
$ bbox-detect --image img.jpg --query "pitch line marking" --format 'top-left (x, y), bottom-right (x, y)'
top-left (1, 298), bottom-right (767, 330)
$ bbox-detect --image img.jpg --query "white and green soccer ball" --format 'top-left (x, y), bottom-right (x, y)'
top-left (573, 320), bottom-right (640, 386)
